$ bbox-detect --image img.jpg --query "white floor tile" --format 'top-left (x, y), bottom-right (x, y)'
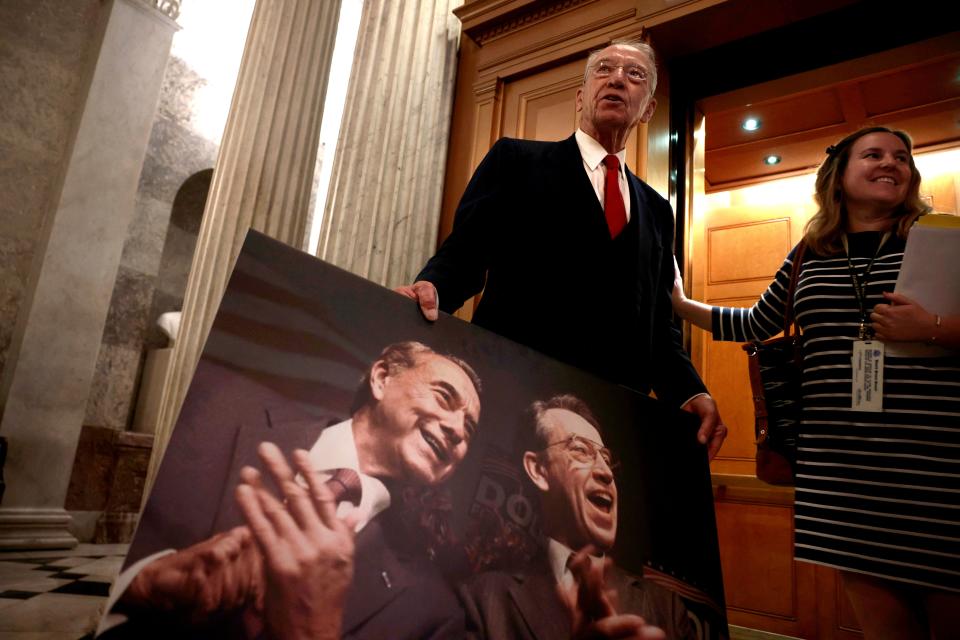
top-left (0, 562), bottom-right (55, 582)
top-left (0, 593), bottom-right (104, 632)
top-left (0, 578), bottom-right (72, 593)
top-left (73, 544), bottom-right (128, 557)
top-left (65, 558), bottom-right (122, 579)
top-left (34, 558), bottom-right (89, 569)
top-left (0, 599), bottom-right (22, 613)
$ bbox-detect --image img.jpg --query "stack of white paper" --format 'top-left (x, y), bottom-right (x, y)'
top-left (888, 215), bottom-right (960, 357)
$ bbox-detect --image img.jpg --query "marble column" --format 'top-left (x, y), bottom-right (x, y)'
top-left (318, 0), bottom-right (462, 287)
top-left (0, 0), bottom-right (178, 549)
top-left (145, 0), bottom-right (342, 493)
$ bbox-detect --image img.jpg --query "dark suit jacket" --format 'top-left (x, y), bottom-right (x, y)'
top-left (417, 134), bottom-right (706, 407)
top-left (458, 552), bottom-right (694, 640)
top-left (107, 360), bottom-right (463, 639)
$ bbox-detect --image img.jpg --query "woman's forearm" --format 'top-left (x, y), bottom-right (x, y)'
top-left (671, 256), bottom-right (714, 332)
top-left (673, 293), bottom-right (714, 332)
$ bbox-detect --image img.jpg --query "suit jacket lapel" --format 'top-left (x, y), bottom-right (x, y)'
top-left (626, 171), bottom-right (661, 302)
top-left (555, 134), bottom-right (611, 242)
top-left (508, 555), bottom-right (570, 640)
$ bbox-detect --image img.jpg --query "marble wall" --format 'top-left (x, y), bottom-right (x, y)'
top-left (0, 0), bottom-right (107, 388)
top-left (83, 55), bottom-right (217, 431)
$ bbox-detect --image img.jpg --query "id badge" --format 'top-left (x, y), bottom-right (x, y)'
top-left (852, 340), bottom-right (884, 412)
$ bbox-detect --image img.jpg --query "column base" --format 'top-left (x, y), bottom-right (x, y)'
top-left (0, 507), bottom-right (79, 550)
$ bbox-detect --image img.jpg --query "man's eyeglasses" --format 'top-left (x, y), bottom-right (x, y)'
top-left (541, 434), bottom-right (618, 470)
top-left (591, 61), bottom-right (650, 84)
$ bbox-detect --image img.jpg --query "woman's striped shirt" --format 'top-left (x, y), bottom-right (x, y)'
top-left (712, 231), bottom-right (960, 593)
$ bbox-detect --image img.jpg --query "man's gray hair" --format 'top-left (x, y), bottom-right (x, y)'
top-left (583, 37), bottom-right (658, 96)
top-left (350, 341), bottom-right (482, 414)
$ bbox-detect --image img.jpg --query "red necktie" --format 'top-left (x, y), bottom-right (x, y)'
top-left (324, 467), bottom-right (362, 506)
top-left (602, 154), bottom-right (626, 238)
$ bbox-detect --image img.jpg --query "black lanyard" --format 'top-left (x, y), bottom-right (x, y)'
top-left (841, 231), bottom-right (891, 339)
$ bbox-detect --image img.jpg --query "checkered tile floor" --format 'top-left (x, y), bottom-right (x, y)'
top-left (0, 543), bottom-right (127, 639)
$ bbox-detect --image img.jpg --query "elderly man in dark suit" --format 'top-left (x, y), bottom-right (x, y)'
top-left (98, 341), bottom-right (481, 640)
top-left (397, 38), bottom-right (725, 460)
top-left (459, 395), bottom-right (694, 639)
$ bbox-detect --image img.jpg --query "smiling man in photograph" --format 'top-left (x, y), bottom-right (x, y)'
top-left (98, 341), bottom-right (481, 640)
top-left (459, 394), bottom-right (694, 640)
top-left (398, 38), bottom-right (725, 461)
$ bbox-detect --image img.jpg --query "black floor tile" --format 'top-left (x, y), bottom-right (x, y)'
top-left (51, 580), bottom-right (112, 597)
top-left (0, 589), bottom-right (40, 599)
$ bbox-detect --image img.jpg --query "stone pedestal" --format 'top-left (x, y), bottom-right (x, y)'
top-left (132, 347), bottom-right (173, 434)
top-left (318, 0), bottom-right (463, 287)
top-left (94, 430), bottom-right (153, 542)
top-left (145, 0), bottom-right (343, 494)
top-left (0, 0), bottom-right (177, 549)
top-left (64, 426), bottom-right (153, 543)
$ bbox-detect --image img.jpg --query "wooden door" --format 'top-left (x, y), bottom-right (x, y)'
top-left (691, 203), bottom-right (810, 476)
top-left (683, 116), bottom-right (863, 638)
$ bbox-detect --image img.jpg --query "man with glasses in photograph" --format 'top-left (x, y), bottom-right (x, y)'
top-left (398, 38), bottom-right (725, 462)
top-left (458, 394), bottom-right (694, 639)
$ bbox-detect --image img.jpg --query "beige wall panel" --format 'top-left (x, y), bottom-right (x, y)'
top-left (707, 218), bottom-right (792, 285)
top-left (922, 171), bottom-right (958, 214)
top-left (812, 565), bottom-right (864, 638)
top-left (500, 61), bottom-right (581, 141)
top-left (473, 98), bottom-right (498, 168)
top-left (521, 89), bottom-right (578, 141)
top-left (716, 500), bottom-right (798, 618)
top-left (702, 320), bottom-right (756, 464)
top-left (834, 574), bottom-right (863, 636)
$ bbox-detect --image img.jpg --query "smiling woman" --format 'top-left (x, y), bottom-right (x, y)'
top-left (840, 133), bottom-right (913, 227)
top-left (672, 126), bottom-right (960, 639)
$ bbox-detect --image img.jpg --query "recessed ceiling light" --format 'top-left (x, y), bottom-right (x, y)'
top-left (764, 154), bottom-right (781, 165)
top-left (742, 117), bottom-right (761, 131)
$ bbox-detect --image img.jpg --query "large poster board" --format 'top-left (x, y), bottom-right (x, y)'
top-left (101, 230), bottom-right (727, 640)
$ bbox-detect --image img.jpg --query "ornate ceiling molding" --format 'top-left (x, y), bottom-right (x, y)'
top-left (457, 0), bottom-right (597, 46)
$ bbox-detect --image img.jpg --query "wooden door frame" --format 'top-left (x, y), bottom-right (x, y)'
top-left (662, 3), bottom-right (957, 277)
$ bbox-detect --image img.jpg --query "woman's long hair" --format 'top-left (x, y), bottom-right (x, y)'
top-left (803, 126), bottom-right (930, 255)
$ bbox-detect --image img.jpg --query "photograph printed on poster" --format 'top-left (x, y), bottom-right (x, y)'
top-left (97, 231), bottom-right (727, 640)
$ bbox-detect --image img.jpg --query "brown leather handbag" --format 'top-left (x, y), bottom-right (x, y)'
top-left (742, 241), bottom-right (807, 486)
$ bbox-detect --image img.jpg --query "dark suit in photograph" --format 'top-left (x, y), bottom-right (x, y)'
top-left (417, 134), bottom-right (706, 408)
top-left (102, 359), bottom-right (464, 640)
top-left (458, 552), bottom-right (694, 640)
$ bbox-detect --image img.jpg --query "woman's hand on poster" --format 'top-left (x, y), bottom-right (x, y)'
top-left (394, 280), bottom-right (439, 321)
top-left (236, 443), bottom-right (357, 640)
top-left (124, 525), bottom-right (262, 622)
top-left (560, 547), bottom-right (666, 640)
top-left (871, 292), bottom-right (938, 342)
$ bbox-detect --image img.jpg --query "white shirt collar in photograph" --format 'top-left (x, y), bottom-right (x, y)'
top-left (546, 537), bottom-right (605, 590)
top-left (303, 418), bottom-right (391, 531)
